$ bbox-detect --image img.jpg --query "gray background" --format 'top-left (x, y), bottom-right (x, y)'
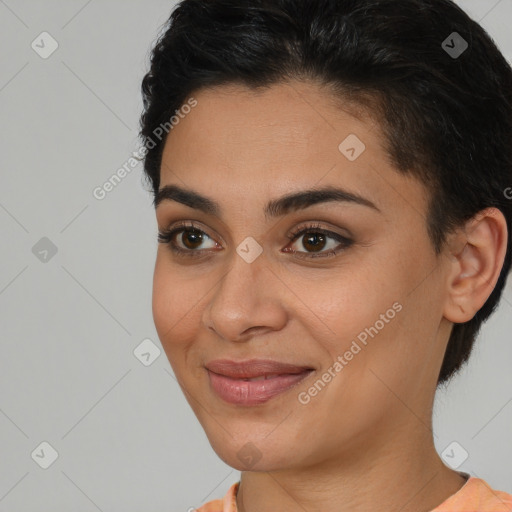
top-left (0, 1), bottom-right (511, 510)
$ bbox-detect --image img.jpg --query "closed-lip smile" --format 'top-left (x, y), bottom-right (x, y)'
top-left (205, 359), bottom-right (315, 405)
top-left (205, 358), bottom-right (314, 378)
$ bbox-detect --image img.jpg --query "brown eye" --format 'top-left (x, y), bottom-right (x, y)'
top-left (180, 228), bottom-right (205, 250)
top-left (157, 222), bottom-right (219, 256)
top-left (300, 232), bottom-right (328, 252)
top-left (285, 223), bottom-right (353, 259)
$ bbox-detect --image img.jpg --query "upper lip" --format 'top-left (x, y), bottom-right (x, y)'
top-left (205, 359), bottom-right (314, 379)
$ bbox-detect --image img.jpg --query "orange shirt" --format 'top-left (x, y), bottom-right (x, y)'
top-left (196, 475), bottom-right (512, 512)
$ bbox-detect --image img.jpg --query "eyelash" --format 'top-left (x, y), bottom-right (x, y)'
top-left (157, 221), bottom-right (353, 260)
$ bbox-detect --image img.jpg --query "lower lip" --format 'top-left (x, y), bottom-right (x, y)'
top-left (207, 369), bottom-right (313, 406)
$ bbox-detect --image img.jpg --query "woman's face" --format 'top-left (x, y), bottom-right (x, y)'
top-left (153, 80), bottom-right (454, 471)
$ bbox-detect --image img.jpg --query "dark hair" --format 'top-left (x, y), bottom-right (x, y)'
top-left (139, 0), bottom-right (512, 387)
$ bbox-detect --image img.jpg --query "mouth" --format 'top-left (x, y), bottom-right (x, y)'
top-left (205, 359), bottom-right (315, 406)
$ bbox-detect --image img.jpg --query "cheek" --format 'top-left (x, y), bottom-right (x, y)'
top-left (324, 244), bottom-right (443, 388)
top-left (152, 256), bottom-right (172, 337)
top-left (151, 255), bottom-right (202, 353)
top-left (303, 240), bottom-right (433, 373)
top-left (299, 257), bottom-right (402, 351)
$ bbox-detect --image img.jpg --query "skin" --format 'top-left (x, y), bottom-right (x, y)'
top-left (152, 80), bottom-right (508, 512)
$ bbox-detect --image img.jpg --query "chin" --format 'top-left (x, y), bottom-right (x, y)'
top-left (207, 433), bottom-right (299, 472)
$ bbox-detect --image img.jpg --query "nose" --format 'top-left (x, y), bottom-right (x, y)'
top-left (202, 249), bottom-right (288, 343)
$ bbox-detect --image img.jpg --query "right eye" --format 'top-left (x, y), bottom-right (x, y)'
top-left (158, 222), bottom-right (220, 256)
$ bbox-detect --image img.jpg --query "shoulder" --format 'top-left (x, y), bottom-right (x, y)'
top-left (195, 482), bottom-right (240, 512)
top-left (195, 498), bottom-right (223, 512)
top-left (432, 477), bottom-right (512, 512)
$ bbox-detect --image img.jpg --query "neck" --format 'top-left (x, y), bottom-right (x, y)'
top-left (236, 426), bottom-right (467, 512)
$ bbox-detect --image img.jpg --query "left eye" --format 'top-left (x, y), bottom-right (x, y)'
top-left (284, 225), bottom-right (353, 258)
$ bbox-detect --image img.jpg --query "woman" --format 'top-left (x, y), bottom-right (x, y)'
top-left (138, 0), bottom-right (512, 510)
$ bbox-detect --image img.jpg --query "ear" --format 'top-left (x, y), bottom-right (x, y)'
top-left (443, 207), bottom-right (508, 323)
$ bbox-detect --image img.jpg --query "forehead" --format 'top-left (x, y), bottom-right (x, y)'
top-left (164, 80), bottom-right (375, 168)
top-left (158, 80), bottom-right (428, 222)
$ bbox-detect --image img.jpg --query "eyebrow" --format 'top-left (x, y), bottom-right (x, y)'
top-left (154, 183), bottom-right (381, 218)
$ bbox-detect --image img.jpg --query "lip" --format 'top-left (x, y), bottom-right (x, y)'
top-left (205, 359), bottom-right (314, 379)
top-left (205, 359), bottom-right (314, 406)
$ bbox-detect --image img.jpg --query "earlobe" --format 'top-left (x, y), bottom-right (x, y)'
top-left (443, 207), bottom-right (508, 324)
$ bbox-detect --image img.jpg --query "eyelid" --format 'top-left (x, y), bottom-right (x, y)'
top-left (283, 223), bottom-right (353, 258)
top-left (159, 220), bottom-right (221, 244)
top-left (157, 220), bottom-right (220, 251)
top-left (286, 221), bottom-right (352, 242)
